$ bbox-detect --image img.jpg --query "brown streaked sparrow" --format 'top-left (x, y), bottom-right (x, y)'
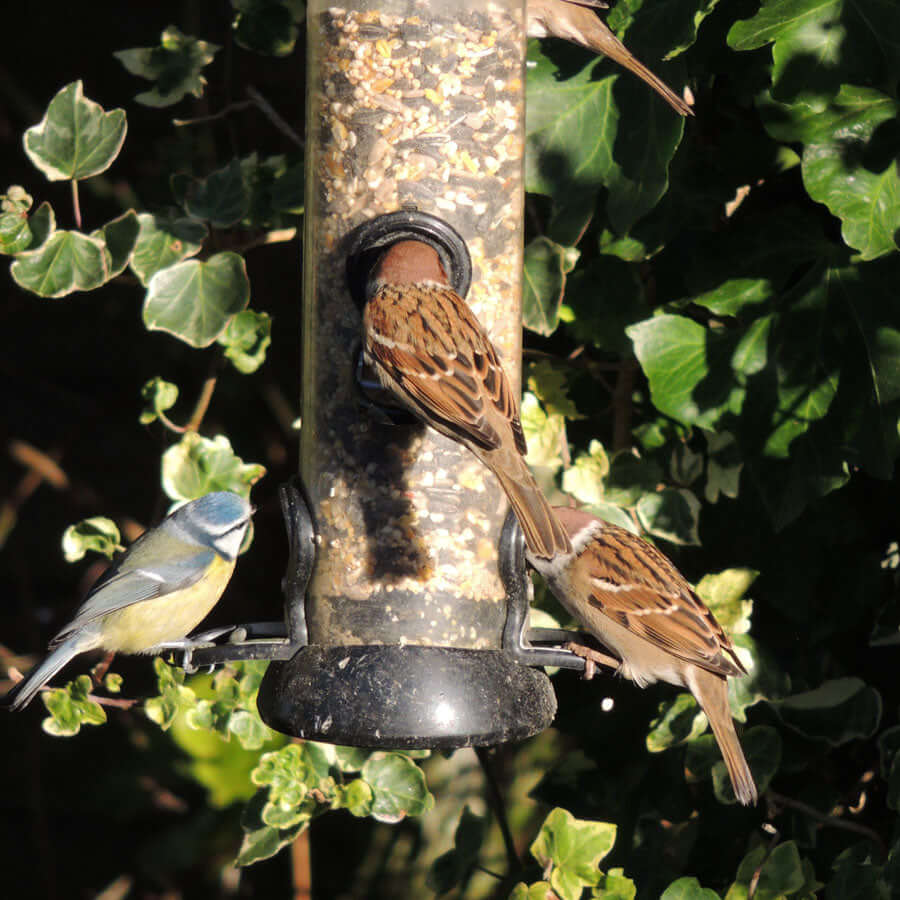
top-left (527, 505), bottom-right (757, 805)
top-left (362, 239), bottom-right (571, 560)
top-left (527, 0), bottom-right (694, 117)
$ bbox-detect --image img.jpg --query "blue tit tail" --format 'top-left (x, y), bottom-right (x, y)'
top-left (4, 635), bottom-right (92, 711)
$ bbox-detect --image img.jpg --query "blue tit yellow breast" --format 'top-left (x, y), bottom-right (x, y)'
top-left (98, 554), bottom-right (236, 654)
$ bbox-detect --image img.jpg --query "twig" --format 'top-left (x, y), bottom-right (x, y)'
top-left (246, 85), bottom-right (304, 148)
top-left (748, 824), bottom-right (780, 899)
top-left (185, 353), bottom-right (223, 432)
top-left (0, 442), bottom-right (68, 550)
top-left (767, 790), bottom-right (887, 858)
top-left (475, 746), bottom-right (521, 875)
top-left (173, 99), bottom-right (254, 127)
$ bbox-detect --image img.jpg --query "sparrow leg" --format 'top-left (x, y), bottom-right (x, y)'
top-left (563, 640), bottom-right (621, 679)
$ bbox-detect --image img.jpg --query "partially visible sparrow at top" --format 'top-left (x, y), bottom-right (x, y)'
top-left (527, 0), bottom-right (693, 117)
top-left (528, 506), bottom-right (757, 805)
top-left (362, 238), bottom-right (571, 560)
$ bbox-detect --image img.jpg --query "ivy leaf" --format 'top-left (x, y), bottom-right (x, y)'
top-left (427, 806), bottom-right (487, 895)
top-left (826, 843), bottom-right (890, 899)
top-left (802, 102), bottom-right (900, 260)
top-left (729, 841), bottom-right (805, 900)
top-left (523, 236), bottom-right (578, 336)
top-left (236, 792), bottom-right (307, 867)
top-left (115, 26), bottom-right (220, 107)
top-left (526, 42), bottom-right (683, 235)
top-left (362, 753), bottom-right (434, 824)
top-left (139, 376), bottom-right (179, 425)
top-left (562, 441), bottom-right (610, 506)
top-left (41, 675), bottom-right (107, 736)
top-left (24, 81), bottom-right (126, 181)
top-left (62, 517), bottom-right (121, 562)
top-left (161, 432), bottom-right (265, 502)
top-left (530, 808), bottom-right (616, 900)
top-left (130, 212), bottom-right (207, 286)
top-left (11, 230), bottom-right (109, 297)
top-left (646, 694), bottom-right (708, 753)
top-left (772, 678), bottom-right (882, 745)
top-left (695, 569), bottom-right (757, 635)
top-left (636, 488), bottom-right (700, 545)
top-left (91, 210), bottom-right (140, 278)
top-left (218, 309), bottom-right (272, 374)
top-left (510, 882), bottom-right (555, 900)
top-left (0, 186), bottom-right (33, 254)
top-left (335, 779), bottom-right (374, 818)
top-left (521, 392), bottom-right (566, 472)
top-left (184, 159), bottom-right (250, 227)
top-left (661, 877), bottom-right (720, 900)
top-left (232, 0), bottom-right (305, 57)
top-left (143, 251), bottom-right (250, 347)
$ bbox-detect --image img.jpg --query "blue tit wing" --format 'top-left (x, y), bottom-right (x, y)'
top-left (52, 539), bottom-right (216, 646)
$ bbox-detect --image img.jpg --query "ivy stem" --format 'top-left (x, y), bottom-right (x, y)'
top-left (767, 790), bottom-right (886, 858)
top-left (185, 352), bottom-right (224, 433)
top-left (71, 180), bottom-right (81, 230)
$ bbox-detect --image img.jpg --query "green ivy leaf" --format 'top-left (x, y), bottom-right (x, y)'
top-left (11, 230), bottom-right (109, 297)
top-left (335, 779), bottom-right (374, 818)
top-left (161, 432), bottom-right (265, 501)
top-left (772, 678), bottom-right (882, 745)
top-left (24, 81), bottom-right (126, 181)
top-left (90, 210), bottom-right (140, 278)
top-left (826, 843), bottom-right (890, 899)
top-left (521, 392), bottom-right (566, 473)
top-left (593, 867), bottom-right (636, 899)
top-left (130, 212), bottom-right (207, 286)
top-left (523, 236), bottom-right (578, 336)
top-left (232, 0), bottom-right (305, 57)
top-left (41, 675), bottom-right (107, 736)
top-left (236, 793), bottom-right (307, 867)
top-left (139, 376), bottom-right (179, 425)
top-left (115, 26), bottom-right (220, 107)
top-left (562, 441), bottom-right (610, 506)
top-left (26, 202), bottom-right (56, 251)
top-left (218, 309), bottom-right (272, 374)
top-left (728, 633), bottom-right (791, 721)
top-left (427, 806), bottom-right (487, 894)
top-left (696, 569), bottom-right (757, 636)
top-left (362, 752), bottom-right (434, 824)
top-left (61, 517), bottom-right (121, 562)
top-left (526, 42), bottom-right (684, 235)
top-left (530, 808), bottom-right (616, 900)
top-left (729, 841), bottom-right (805, 900)
top-left (0, 186), bottom-right (33, 254)
top-left (184, 159), bottom-right (250, 227)
top-left (802, 103), bottom-right (900, 260)
top-left (144, 251), bottom-right (250, 347)
top-left (636, 488), bottom-right (700, 545)
top-left (660, 876), bottom-right (720, 900)
top-left (510, 883), bottom-right (556, 900)
top-left (646, 694), bottom-right (707, 753)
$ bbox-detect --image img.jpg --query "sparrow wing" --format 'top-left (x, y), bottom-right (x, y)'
top-left (584, 524), bottom-right (745, 677)
top-left (365, 284), bottom-right (526, 455)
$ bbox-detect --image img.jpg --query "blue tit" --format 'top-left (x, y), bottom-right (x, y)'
top-left (6, 491), bottom-right (253, 711)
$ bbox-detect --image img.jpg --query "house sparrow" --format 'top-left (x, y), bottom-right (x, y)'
top-left (527, 505), bottom-right (757, 805)
top-left (527, 0), bottom-right (693, 117)
top-left (362, 239), bottom-right (571, 560)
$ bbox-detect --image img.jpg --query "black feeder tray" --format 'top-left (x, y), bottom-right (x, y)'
top-left (174, 480), bottom-right (585, 749)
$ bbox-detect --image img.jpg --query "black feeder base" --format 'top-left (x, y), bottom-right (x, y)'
top-left (257, 644), bottom-right (557, 750)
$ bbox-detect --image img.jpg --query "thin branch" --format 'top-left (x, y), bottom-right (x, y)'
top-left (173, 99), bottom-right (254, 127)
top-left (245, 85), bottom-right (304, 148)
top-left (767, 790), bottom-right (887, 858)
top-left (185, 354), bottom-right (223, 433)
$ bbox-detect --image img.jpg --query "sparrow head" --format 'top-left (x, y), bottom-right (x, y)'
top-left (370, 240), bottom-right (451, 292)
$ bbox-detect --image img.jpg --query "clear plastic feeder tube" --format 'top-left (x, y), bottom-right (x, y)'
top-left (302, 0), bottom-right (527, 649)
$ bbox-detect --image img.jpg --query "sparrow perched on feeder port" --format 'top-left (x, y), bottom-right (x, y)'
top-left (526, 0), bottom-right (693, 117)
top-left (526, 505), bottom-right (757, 805)
top-left (362, 238), bottom-right (571, 560)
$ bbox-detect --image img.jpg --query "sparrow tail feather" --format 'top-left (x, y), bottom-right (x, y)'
top-left (690, 667), bottom-right (757, 806)
top-left (489, 457), bottom-right (572, 559)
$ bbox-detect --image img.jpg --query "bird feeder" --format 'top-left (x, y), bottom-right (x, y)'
top-left (175, 0), bottom-right (586, 748)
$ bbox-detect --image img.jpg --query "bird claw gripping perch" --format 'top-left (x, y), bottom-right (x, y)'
top-left (168, 477), bottom-right (317, 672)
top-left (499, 509), bottom-right (587, 672)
